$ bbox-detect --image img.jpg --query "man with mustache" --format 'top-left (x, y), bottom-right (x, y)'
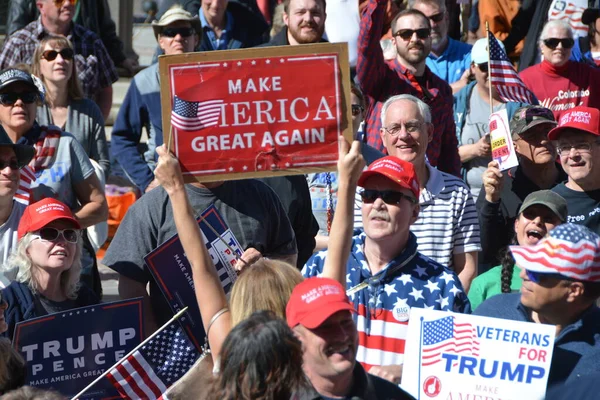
top-left (408, 0), bottom-right (473, 94)
top-left (357, 0), bottom-right (460, 177)
top-left (304, 153), bottom-right (470, 384)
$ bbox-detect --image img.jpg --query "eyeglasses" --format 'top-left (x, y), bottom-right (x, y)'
top-left (360, 189), bottom-right (417, 205)
top-left (382, 121), bottom-right (424, 136)
top-left (526, 270), bottom-right (570, 284)
top-left (351, 104), bottom-right (364, 117)
top-left (393, 28), bottom-right (431, 41)
top-left (31, 227), bottom-right (80, 244)
top-left (543, 38), bottom-right (575, 49)
top-left (161, 27), bottom-right (195, 38)
top-left (0, 159), bottom-right (21, 170)
top-left (0, 92), bottom-right (38, 106)
top-left (41, 48), bottom-right (74, 61)
top-left (476, 63), bottom-right (489, 73)
top-left (427, 12), bottom-right (445, 23)
top-left (53, 0), bottom-right (78, 7)
top-left (555, 141), bottom-right (600, 156)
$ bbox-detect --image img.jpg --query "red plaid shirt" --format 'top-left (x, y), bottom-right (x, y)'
top-left (357, 0), bottom-right (460, 177)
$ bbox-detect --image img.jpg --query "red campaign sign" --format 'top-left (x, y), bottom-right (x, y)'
top-left (166, 53), bottom-right (343, 178)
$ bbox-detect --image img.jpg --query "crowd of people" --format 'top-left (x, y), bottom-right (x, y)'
top-left (0, 0), bottom-right (599, 398)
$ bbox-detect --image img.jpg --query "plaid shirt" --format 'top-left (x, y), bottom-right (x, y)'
top-left (0, 18), bottom-right (118, 98)
top-left (357, 0), bottom-right (460, 177)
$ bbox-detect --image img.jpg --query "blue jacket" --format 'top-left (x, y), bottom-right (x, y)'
top-left (110, 63), bottom-right (163, 192)
top-left (571, 37), bottom-right (600, 69)
top-left (474, 293), bottom-right (600, 387)
top-left (1, 281), bottom-right (99, 342)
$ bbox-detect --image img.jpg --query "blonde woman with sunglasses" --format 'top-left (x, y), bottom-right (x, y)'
top-left (1, 198), bottom-right (99, 342)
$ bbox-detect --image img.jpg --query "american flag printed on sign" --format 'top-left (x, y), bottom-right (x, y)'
top-left (421, 316), bottom-right (480, 367)
top-left (14, 165), bottom-right (35, 205)
top-left (106, 321), bottom-right (199, 399)
top-left (171, 96), bottom-right (225, 131)
top-left (487, 31), bottom-right (536, 104)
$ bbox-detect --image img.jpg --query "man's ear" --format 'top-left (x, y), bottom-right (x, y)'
top-left (283, 11), bottom-right (289, 27)
top-left (410, 203), bottom-right (420, 224)
top-left (427, 122), bottom-right (434, 143)
top-left (566, 281), bottom-right (585, 303)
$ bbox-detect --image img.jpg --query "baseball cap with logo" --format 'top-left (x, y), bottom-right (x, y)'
top-left (357, 156), bottom-right (420, 199)
top-left (518, 190), bottom-right (568, 222)
top-left (18, 198), bottom-right (80, 240)
top-left (510, 105), bottom-right (557, 139)
top-left (471, 37), bottom-right (506, 64)
top-left (510, 223), bottom-right (600, 282)
top-left (548, 106), bottom-right (600, 140)
top-left (286, 277), bottom-right (355, 329)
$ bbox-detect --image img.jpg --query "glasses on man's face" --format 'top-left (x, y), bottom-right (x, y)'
top-left (41, 48), bottom-right (74, 61)
top-left (393, 28), bottom-right (431, 41)
top-left (427, 11), bottom-right (445, 23)
top-left (53, 0), bottom-right (78, 7)
top-left (526, 270), bottom-right (569, 284)
top-left (543, 38), bottom-right (575, 50)
top-left (31, 227), bottom-right (80, 244)
top-left (0, 159), bottom-right (21, 170)
top-left (360, 189), bottom-right (417, 205)
top-left (476, 63), bottom-right (489, 73)
top-left (351, 104), bottom-right (364, 117)
top-left (161, 27), bottom-right (195, 38)
top-left (382, 121), bottom-right (424, 137)
top-left (0, 92), bottom-right (38, 106)
top-left (555, 141), bottom-right (600, 156)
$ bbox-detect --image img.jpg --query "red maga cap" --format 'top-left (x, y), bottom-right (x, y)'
top-left (286, 277), bottom-right (355, 329)
top-left (18, 198), bottom-right (80, 240)
top-left (548, 106), bottom-right (600, 140)
top-left (357, 156), bottom-right (420, 199)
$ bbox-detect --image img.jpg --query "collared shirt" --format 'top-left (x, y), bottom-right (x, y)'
top-left (426, 37), bottom-right (472, 84)
top-left (199, 10), bottom-right (233, 50)
top-left (356, 0), bottom-right (460, 177)
top-left (354, 163), bottom-right (481, 269)
top-left (0, 18), bottom-right (118, 98)
top-left (303, 232), bottom-right (471, 371)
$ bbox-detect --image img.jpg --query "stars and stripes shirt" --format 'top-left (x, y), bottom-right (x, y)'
top-left (356, 0), bottom-right (460, 177)
top-left (303, 232), bottom-right (471, 371)
top-left (354, 163), bottom-right (481, 269)
top-left (0, 18), bottom-right (118, 98)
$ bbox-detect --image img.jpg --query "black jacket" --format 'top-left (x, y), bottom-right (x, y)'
top-left (5, 0), bottom-right (127, 65)
top-left (260, 26), bottom-right (328, 47)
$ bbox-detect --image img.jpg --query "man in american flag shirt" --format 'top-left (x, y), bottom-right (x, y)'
top-left (303, 155), bottom-right (470, 385)
top-left (475, 223), bottom-right (600, 387)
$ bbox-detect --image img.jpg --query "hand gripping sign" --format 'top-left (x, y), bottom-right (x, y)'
top-left (159, 43), bottom-right (353, 182)
top-left (402, 308), bottom-right (555, 400)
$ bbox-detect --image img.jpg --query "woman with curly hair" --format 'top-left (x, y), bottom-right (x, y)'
top-left (469, 190), bottom-right (567, 309)
top-left (1, 198), bottom-right (99, 341)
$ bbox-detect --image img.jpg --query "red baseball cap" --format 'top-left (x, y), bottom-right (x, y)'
top-left (286, 277), bottom-right (355, 329)
top-left (548, 106), bottom-right (600, 140)
top-left (18, 198), bottom-right (80, 240)
top-left (357, 156), bottom-right (420, 199)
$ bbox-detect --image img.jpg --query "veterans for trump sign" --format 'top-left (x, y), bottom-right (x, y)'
top-left (13, 299), bottom-right (144, 399)
top-left (159, 43), bottom-right (352, 182)
top-left (402, 309), bottom-right (555, 400)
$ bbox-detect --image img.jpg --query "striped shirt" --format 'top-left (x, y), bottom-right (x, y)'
top-left (355, 163), bottom-right (481, 269)
top-left (303, 232), bottom-right (471, 370)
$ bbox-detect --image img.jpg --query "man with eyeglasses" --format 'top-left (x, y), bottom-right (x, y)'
top-left (0, 136), bottom-right (34, 286)
top-left (0, 0), bottom-right (119, 121)
top-left (408, 0), bottom-right (472, 94)
top-left (477, 105), bottom-right (566, 270)
top-left (474, 223), bottom-right (600, 387)
top-left (304, 155), bottom-right (470, 384)
top-left (357, 0), bottom-right (460, 177)
top-left (549, 106), bottom-right (600, 235)
top-left (110, 5), bottom-right (201, 195)
top-left (520, 19), bottom-right (600, 120)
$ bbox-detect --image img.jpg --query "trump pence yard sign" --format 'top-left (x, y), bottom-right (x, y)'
top-left (159, 43), bottom-right (352, 182)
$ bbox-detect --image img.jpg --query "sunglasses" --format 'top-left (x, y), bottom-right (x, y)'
top-left (161, 27), bottom-right (195, 38)
top-left (393, 28), bottom-right (431, 41)
top-left (31, 227), bottom-right (80, 244)
top-left (360, 189), bottom-right (417, 205)
top-left (352, 104), bottom-right (364, 117)
top-left (53, 0), bottom-right (78, 7)
top-left (427, 12), bottom-right (445, 23)
top-left (525, 270), bottom-right (570, 284)
top-left (0, 159), bottom-right (21, 170)
top-left (0, 92), bottom-right (38, 106)
top-left (41, 48), bottom-right (74, 61)
top-left (477, 63), bottom-right (489, 73)
top-left (543, 38), bottom-right (575, 49)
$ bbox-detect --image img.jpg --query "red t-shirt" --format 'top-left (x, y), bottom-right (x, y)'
top-left (520, 60), bottom-right (600, 120)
